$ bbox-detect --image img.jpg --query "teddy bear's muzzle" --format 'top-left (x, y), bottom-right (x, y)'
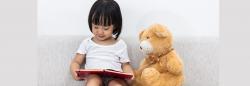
top-left (140, 40), bottom-right (153, 54)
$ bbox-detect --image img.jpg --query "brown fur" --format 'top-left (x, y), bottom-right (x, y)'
top-left (133, 24), bottom-right (184, 86)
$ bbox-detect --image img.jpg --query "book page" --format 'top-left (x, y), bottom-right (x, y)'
top-left (76, 69), bottom-right (104, 77)
top-left (76, 69), bottom-right (133, 80)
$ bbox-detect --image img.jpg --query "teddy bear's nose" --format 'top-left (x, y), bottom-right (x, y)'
top-left (140, 46), bottom-right (142, 50)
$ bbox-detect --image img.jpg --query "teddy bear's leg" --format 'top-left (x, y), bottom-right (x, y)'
top-left (166, 75), bottom-right (184, 86)
top-left (141, 67), bottom-right (160, 85)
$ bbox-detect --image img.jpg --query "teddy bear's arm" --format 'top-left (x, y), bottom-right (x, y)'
top-left (134, 58), bottom-right (150, 86)
top-left (136, 56), bottom-right (154, 76)
top-left (136, 58), bottom-right (148, 73)
top-left (161, 53), bottom-right (183, 75)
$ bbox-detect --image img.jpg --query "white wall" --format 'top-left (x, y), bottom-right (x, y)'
top-left (38, 0), bottom-right (219, 37)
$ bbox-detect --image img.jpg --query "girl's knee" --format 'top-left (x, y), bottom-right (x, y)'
top-left (86, 74), bottom-right (102, 86)
top-left (108, 79), bottom-right (128, 86)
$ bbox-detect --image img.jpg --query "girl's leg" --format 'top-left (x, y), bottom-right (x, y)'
top-left (108, 78), bottom-right (128, 86)
top-left (85, 74), bottom-right (102, 86)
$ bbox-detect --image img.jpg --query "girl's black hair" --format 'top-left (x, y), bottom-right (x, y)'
top-left (88, 0), bottom-right (122, 40)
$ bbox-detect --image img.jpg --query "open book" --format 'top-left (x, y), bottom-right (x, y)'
top-left (76, 69), bottom-right (133, 80)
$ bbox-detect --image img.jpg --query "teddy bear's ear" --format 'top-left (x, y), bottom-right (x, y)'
top-left (139, 30), bottom-right (145, 40)
top-left (153, 24), bottom-right (169, 38)
top-left (155, 31), bottom-right (168, 38)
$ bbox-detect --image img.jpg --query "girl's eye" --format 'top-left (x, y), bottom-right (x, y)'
top-left (94, 26), bottom-right (98, 29)
top-left (103, 27), bottom-right (109, 30)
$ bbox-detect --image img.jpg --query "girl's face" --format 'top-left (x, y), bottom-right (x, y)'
top-left (92, 24), bottom-right (114, 41)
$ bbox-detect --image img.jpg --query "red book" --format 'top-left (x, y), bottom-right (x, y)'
top-left (76, 69), bottom-right (133, 80)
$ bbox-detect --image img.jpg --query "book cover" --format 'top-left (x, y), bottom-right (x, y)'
top-left (76, 69), bottom-right (133, 80)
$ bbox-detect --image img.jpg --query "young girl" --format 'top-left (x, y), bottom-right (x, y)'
top-left (70, 0), bottom-right (134, 86)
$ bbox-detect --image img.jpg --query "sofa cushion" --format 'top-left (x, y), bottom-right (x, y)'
top-left (38, 35), bottom-right (218, 86)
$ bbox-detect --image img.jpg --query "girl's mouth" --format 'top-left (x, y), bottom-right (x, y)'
top-left (97, 36), bottom-right (105, 38)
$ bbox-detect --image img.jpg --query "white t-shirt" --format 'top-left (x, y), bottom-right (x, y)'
top-left (76, 37), bottom-right (130, 72)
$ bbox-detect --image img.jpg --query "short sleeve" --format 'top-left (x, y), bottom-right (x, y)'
top-left (117, 40), bottom-right (130, 63)
top-left (76, 39), bottom-right (88, 54)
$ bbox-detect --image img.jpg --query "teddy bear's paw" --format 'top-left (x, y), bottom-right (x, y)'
top-left (141, 68), bottom-right (160, 84)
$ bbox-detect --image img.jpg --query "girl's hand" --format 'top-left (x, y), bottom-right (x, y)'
top-left (131, 74), bottom-right (135, 80)
top-left (128, 73), bottom-right (135, 80)
top-left (127, 75), bottom-right (135, 85)
top-left (72, 69), bottom-right (86, 80)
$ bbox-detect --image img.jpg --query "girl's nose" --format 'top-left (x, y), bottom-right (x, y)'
top-left (97, 29), bottom-right (104, 34)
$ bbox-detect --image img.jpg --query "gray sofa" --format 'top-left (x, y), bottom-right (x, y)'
top-left (38, 35), bottom-right (219, 86)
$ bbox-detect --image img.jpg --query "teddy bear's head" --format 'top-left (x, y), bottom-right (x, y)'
top-left (139, 24), bottom-right (173, 56)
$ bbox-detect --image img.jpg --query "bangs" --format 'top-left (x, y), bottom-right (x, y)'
top-left (91, 5), bottom-right (114, 26)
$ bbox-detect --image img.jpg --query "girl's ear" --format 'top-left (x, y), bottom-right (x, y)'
top-left (139, 30), bottom-right (145, 40)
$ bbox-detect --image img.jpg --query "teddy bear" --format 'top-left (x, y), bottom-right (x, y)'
top-left (133, 24), bottom-right (184, 86)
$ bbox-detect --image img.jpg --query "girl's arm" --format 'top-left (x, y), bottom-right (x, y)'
top-left (122, 62), bottom-right (135, 85)
top-left (122, 62), bottom-right (134, 78)
top-left (70, 53), bottom-right (86, 80)
top-left (122, 62), bottom-right (134, 73)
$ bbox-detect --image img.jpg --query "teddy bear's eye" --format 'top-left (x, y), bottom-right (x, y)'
top-left (146, 36), bottom-right (150, 39)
